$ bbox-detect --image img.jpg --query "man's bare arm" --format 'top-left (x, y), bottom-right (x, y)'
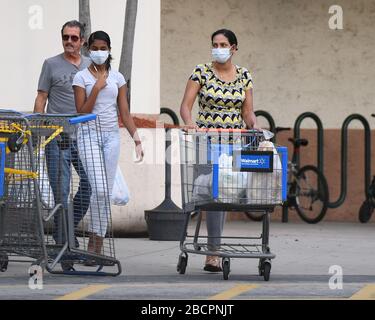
top-left (33, 91), bottom-right (48, 113)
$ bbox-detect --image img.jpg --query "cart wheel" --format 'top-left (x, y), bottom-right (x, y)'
top-left (0, 253), bottom-right (8, 272)
top-left (61, 261), bottom-right (75, 272)
top-left (359, 200), bottom-right (374, 223)
top-left (258, 259), bottom-right (265, 276)
top-left (263, 261), bottom-right (271, 281)
top-left (8, 132), bottom-right (24, 152)
top-left (244, 211), bottom-right (263, 222)
top-left (193, 244), bottom-right (201, 251)
top-left (222, 258), bottom-right (230, 280)
top-left (177, 254), bottom-right (188, 274)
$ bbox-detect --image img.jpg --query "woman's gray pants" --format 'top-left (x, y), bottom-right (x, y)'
top-left (206, 211), bottom-right (226, 251)
top-left (195, 165), bottom-right (226, 251)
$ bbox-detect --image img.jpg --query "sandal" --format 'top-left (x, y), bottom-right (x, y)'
top-left (204, 256), bottom-right (222, 272)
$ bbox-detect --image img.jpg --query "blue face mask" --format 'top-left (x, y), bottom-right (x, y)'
top-left (212, 48), bottom-right (232, 64)
top-left (89, 50), bottom-right (109, 65)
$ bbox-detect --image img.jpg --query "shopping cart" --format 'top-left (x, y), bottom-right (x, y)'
top-left (0, 110), bottom-right (48, 273)
top-left (177, 129), bottom-right (288, 281)
top-left (0, 111), bottom-right (121, 276)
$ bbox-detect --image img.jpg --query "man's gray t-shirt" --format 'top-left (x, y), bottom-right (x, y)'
top-left (37, 53), bottom-right (91, 114)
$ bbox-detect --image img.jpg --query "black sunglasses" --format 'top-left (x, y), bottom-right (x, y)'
top-left (62, 34), bottom-right (80, 42)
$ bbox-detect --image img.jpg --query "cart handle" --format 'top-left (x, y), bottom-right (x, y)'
top-left (0, 109), bottom-right (23, 115)
top-left (69, 114), bottom-right (97, 124)
top-left (26, 113), bottom-right (97, 124)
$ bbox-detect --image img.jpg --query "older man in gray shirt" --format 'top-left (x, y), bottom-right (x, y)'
top-left (34, 20), bottom-right (91, 250)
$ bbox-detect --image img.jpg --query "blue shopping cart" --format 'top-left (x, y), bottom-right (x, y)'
top-left (178, 129), bottom-right (287, 281)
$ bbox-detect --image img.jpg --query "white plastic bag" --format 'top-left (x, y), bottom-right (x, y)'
top-left (261, 129), bottom-right (275, 141)
top-left (111, 166), bottom-right (130, 206)
top-left (218, 153), bottom-right (248, 203)
top-left (38, 149), bottom-right (55, 209)
top-left (192, 173), bottom-right (212, 201)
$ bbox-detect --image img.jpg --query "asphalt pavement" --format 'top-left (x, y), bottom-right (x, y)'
top-left (1, 220), bottom-right (375, 300)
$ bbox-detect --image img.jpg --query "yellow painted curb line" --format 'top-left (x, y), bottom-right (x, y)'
top-left (350, 284), bottom-right (375, 300)
top-left (208, 284), bottom-right (259, 300)
top-left (55, 284), bottom-right (111, 300)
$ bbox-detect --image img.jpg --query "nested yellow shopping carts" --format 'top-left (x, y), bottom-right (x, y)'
top-left (0, 111), bottom-right (121, 276)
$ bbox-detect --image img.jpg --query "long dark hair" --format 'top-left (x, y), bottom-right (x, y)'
top-left (88, 30), bottom-right (113, 70)
top-left (211, 29), bottom-right (239, 50)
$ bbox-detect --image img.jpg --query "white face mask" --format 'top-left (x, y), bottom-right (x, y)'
top-left (89, 50), bottom-right (109, 65)
top-left (212, 48), bottom-right (232, 64)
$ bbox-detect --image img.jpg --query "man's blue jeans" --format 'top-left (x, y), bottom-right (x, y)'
top-left (45, 138), bottom-right (91, 244)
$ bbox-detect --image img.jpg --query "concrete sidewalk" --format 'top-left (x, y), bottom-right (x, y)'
top-left (0, 220), bottom-right (375, 300)
top-left (117, 220), bottom-right (375, 277)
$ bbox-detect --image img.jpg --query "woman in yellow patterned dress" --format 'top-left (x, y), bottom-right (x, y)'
top-left (180, 29), bottom-right (259, 272)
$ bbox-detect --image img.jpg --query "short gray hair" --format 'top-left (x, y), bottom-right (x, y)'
top-left (61, 20), bottom-right (85, 38)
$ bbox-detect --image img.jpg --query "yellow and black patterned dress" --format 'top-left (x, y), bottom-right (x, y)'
top-left (190, 63), bottom-right (253, 129)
